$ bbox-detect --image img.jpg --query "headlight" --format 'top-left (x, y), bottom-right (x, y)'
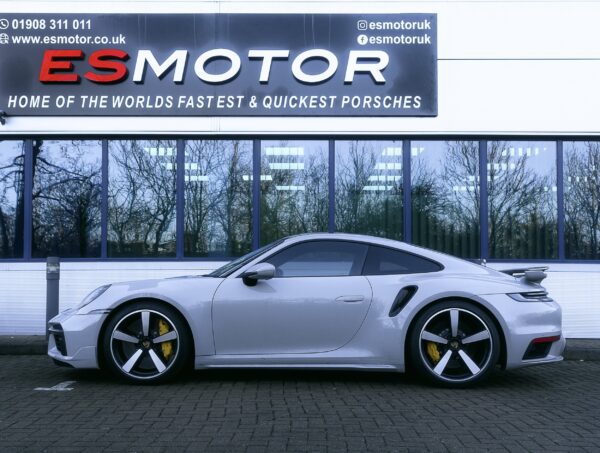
top-left (74, 285), bottom-right (111, 311)
top-left (508, 291), bottom-right (553, 302)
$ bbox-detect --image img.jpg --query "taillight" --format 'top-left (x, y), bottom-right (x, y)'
top-left (508, 291), bottom-right (553, 302)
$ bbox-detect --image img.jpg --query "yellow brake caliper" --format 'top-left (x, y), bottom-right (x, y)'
top-left (158, 319), bottom-right (173, 360)
top-left (426, 342), bottom-right (441, 364)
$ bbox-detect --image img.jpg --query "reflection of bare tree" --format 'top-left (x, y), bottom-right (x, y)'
top-left (487, 141), bottom-right (556, 258)
top-left (335, 141), bottom-right (402, 239)
top-left (261, 142), bottom-right (328, 245)
top-left (443, 141), bottom-right (480, 229)
top-left (108, 140), bottom-right (176, 256)
top-left (185, 140), bottom-right (252, 256)
top-left (32, 140), bottom-right (101, 257)
top-left (411, 141), bottom-right (479, 256)
top-left (565, 142), bottom-right (600, 258)
top-left (0, 141), bottom-right (25, 257)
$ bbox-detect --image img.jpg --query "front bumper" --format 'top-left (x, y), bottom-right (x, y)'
top-left (47, 309), bottom-right (107, 369)
top-left (481, 294), bottom-right (565, 369)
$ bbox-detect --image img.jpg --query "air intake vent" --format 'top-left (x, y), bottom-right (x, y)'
top-left (389, 286), bottom-right (418, 317)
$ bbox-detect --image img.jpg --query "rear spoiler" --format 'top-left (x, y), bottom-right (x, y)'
top-left (500, 266), bottom-right (548, 284)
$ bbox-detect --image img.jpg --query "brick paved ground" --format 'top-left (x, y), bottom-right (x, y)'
top-left (0, 356), bottom-right (599, 452)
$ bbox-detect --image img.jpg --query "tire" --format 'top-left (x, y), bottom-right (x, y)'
top-left (408, 300), bottom-right (501, 388)
top-left (102, 301), bottom-right (191, 384)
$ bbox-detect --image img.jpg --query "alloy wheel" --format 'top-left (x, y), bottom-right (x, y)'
top-left (419, 308), bottom-right (494, 383)
top-left (109, 309), bottom-right (180, 380)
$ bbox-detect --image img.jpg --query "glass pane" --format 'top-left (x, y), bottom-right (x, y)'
top-left (260, 140), bottom-right (328, 245)
top-left (0, 140), bottom-right (26, 258)
top-left (264, 241), bottom-right (368, 277)
top-left (108, 140), bottom-right (177, 257)
top-left (564, 142), bottom-right (600, 259)
top-left (32, 140), bottom-right (102, 258)
top-left (411, 141), bottom-right (479, 258)
top-left (335, 141), bottom-right (403, 240)
top-left (184, 140), bottom-right (252, 257)
top-left (363, 246), bottom-right (441, 275)
top-left (487, 141), bottom-right (557, 259)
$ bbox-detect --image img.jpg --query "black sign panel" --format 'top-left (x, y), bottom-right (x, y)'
top-left (0, 14), bottom-right (437, 116)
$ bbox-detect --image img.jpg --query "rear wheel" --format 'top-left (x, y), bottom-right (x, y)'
top-left (102, 301), bottom-right (191, 384)
top-left (409, 301), bottom-right (501, 387)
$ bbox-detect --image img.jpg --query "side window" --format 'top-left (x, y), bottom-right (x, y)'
top-left (363, 245), bottom-right (441, 275)
top-left (264, 241), bottom-right (368, 277)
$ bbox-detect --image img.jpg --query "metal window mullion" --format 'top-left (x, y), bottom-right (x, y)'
top-left (100, 140), bottom-right (108, 259)
top-left (479, 140), bottom-right (489, 260)
top-left (176, 139), bottom-right (185, 259)
top-left (328, 139), bottom-right (335, 233)
top-left (402, 139), bottom-right (411, 243)
top-left (252, 139), bottom-right (260, 250)
top-left (557, 140), bottom-right (565, 260)
top-left (23, 139), bottom-right (33, 260)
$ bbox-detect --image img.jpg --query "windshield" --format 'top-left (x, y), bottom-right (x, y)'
top-left (207, 239), bottom-right (286, 278)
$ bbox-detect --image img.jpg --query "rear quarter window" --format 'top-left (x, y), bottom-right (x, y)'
top-left (363, 245), bottom-right (442, 275)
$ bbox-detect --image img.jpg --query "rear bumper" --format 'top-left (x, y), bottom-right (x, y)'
top-left (47, 309), bottom-right (106, 369)
top-left (480, 294), bottom-right (565, 370)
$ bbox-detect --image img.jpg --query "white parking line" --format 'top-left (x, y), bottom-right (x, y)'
top-left (34, 381), bottom-right (76, 391)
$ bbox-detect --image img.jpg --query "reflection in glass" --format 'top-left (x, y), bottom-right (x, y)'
top-left (108, 140), bottom-right (177, 257)
top-left (335, 141), bottom-right (403, 240)
top-left (564, 142), bottom-right (600, 259)
top-left (184, 140), bottom-right (252, 257)
top-left (260, 141), bottom-right (328, 245)
top-left (488, 141), bottom-right (557, 259)
top-left (33, 140), bottom-right (101, 257)
top-left (411, 141), bottom-right (479, 257)
top-left (0, 140), bottom-right (26, 258)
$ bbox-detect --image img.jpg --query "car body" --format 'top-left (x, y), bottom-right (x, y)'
top-left (48, 233), bottom-right (565, 386)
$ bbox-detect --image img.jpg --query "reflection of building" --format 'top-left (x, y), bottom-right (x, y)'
top-left (0, 0), bottom-right (599, 339)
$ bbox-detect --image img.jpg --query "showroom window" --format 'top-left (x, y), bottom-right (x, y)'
top-left (487, 141), bottom-right (557, 259)
top-left (260, 140), bottom-right (329, 245)
top-left (0, 140), bottom-right (26, 258)
top-left (564, 141), bottom-right (600, 259)
top-left (32, 140), bottom-right (102, 258)
top-left (108, 140), bottom-right (177, 257)
top-left (184, 140), bottom-right (253, 257)
top-left (335, 140), bottom-right (403, 240)
top-left (4, 137), bottom-right (600, 262)
top-left (411, 141), bottom-right (479, 258)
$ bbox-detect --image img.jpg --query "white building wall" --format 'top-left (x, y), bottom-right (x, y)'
top-left (2, 0), bottom-right (600, 135)
top-left (0, 0), bottom-right (599, 337)
top-left (0, 262), bottom-right (598, 338)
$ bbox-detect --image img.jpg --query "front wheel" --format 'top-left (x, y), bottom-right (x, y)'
top-left (409, 301), bottom-right (501, 387)
top-left (102, 301), bottom-right (191, 384)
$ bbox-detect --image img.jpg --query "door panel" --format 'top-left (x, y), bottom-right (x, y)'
top-left (212, 276), bottom-right (372, 354)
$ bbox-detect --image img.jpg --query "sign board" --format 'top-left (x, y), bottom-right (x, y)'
top-left (0, 14), bottom-right (437, 116)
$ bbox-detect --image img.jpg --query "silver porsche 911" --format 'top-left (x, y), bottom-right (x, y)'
top-left (48, 233), bottom-right (565, 387)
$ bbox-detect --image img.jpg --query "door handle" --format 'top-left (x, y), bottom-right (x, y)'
top-left (336, 295), bottom-right (365, 303)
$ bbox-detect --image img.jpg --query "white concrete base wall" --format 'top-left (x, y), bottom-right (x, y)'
top-left (1, 262), bottom-right (598, 338)
top-left (0, 262), bottom-right (219, 335)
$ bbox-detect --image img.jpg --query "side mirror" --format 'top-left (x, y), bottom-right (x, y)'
top-left (240, 263), bottom-right (276, 286)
